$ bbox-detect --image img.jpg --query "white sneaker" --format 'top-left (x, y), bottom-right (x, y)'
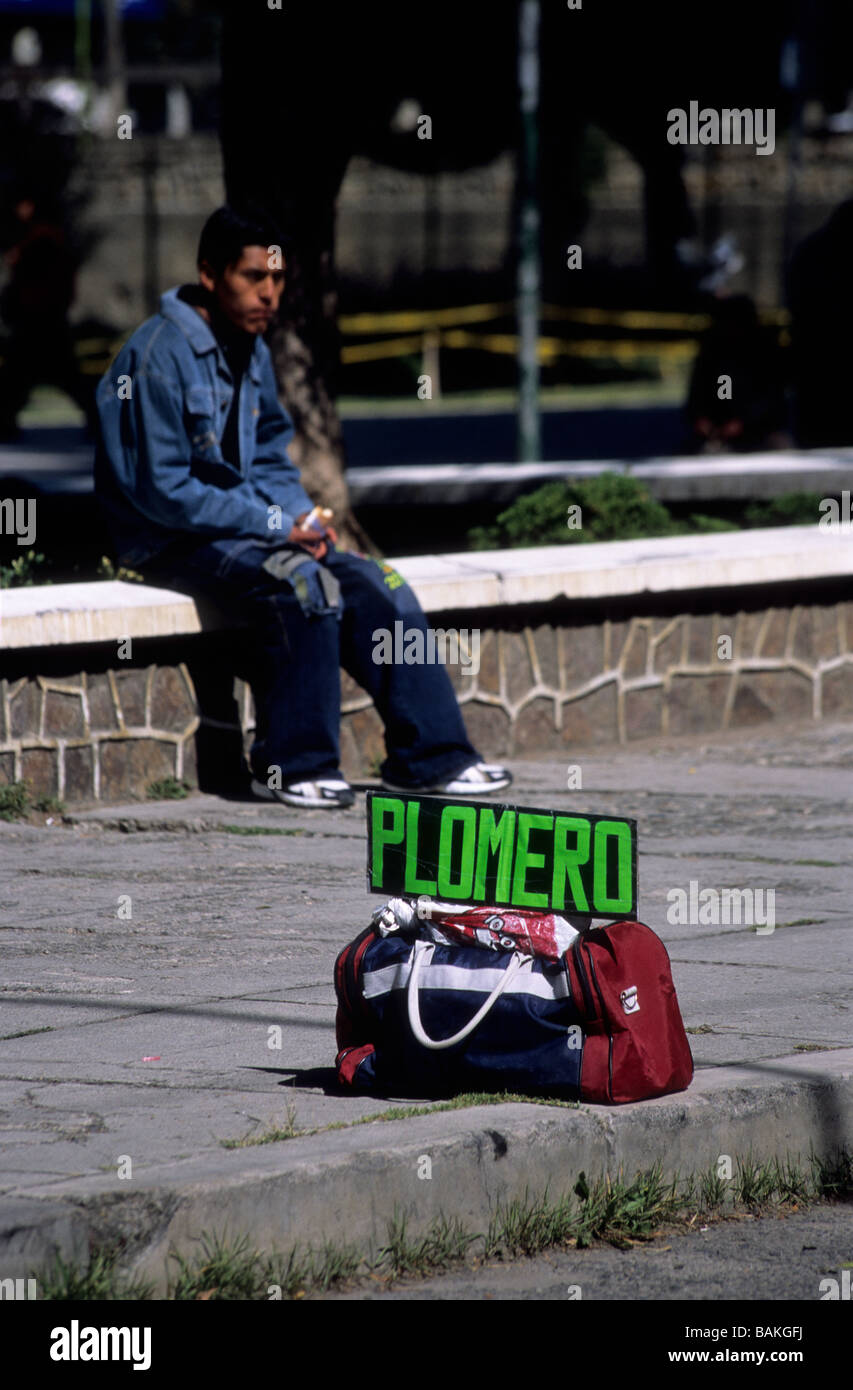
top-left (383, 762), bottom-right (512, 797)
top-left (250, 777), bottom-right (355, 809)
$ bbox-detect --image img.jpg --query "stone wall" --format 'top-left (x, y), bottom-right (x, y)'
top-left (0, 663), bottom-right (198, 804)
top-left (3, 596), bottom-right (851, 805)
top-left (338, 601), bottom-right (853, 773)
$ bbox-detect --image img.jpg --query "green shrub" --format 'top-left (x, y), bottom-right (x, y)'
top-left (97, 556), bottom-right (144, 582)
top-left (743, 492), bottom-right (825, 529)
top-left (0, 782), bottom-right (64, 820)
top-left (146, 777), bottom-right (191, 801)
top-left (0, 781), bottom-right (30, 821)
top-left (0, 550), bottom-right (48, 588)
top-left (469, 473), bottom-right (696, 550)
top-left (0, 552), bottom-right (143, 588)
top-left (466, 474), bottom-right (829, 551)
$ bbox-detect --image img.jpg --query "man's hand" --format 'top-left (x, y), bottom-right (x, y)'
top-left (288, 514), bottom-right (338, 561)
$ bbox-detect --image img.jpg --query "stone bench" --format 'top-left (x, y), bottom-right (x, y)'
top-left (2, 526), bottom-right (852, 804)
top-left (346, 447), bottom-right (853, 506)
top-left (10, 442), bottom-right (853, 506)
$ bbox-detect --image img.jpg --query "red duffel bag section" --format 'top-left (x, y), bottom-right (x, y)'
top-left (564, 920), bottom-right (694, 1103)
top-left (335, 904), bottom-right (693, 1105)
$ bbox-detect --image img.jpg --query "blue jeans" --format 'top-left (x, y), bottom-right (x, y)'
top-left (141, 536), bottom-right (480, 788)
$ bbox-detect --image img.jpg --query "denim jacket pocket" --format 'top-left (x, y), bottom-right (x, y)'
top-left (183, 385), bottom-right (243, 489)
top-left (184, 385), bottom-right (220, 455)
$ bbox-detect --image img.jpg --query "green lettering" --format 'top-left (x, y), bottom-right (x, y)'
top-left (371, 797), bottom-right (404, 889)
top-left (473, 808), bottom-right (516, 903)
top-left (592, 820), bottom-right (633, 913)
top-left (511, 812), bottom-right (553, 908)
top-left (551, 816), bottom-right (591, 911)
top-left (404, 799), bottom-right (437, 895)
top-left (436, 805), bottom-right (477, 899)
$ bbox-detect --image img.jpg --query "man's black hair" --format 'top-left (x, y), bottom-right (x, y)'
top-left (197, 205), bottom-right (289, 275)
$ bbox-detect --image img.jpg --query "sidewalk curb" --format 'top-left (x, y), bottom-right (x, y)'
top-left (3, 1051), bottom-right (851, 1294)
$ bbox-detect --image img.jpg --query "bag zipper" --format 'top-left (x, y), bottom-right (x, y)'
top-left (336, 927), bottom-right (375, 1032)
top-left (571, 938), bottom-right (597, 1022)
top-left (584, 943), bottom-right (614, 1100)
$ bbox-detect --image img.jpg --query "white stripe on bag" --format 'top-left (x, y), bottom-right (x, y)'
top-left (363, 957), bottom-right (571, 1003)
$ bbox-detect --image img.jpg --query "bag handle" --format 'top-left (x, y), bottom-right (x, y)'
top-left (406, 940), bottom-right (526, 1051)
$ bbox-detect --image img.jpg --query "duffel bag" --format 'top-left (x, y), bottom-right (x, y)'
top-left (334, 909), bottom-right (693, 1104)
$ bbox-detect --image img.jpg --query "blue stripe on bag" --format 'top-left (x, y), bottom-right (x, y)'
top-left (357, 935), bottom-right (584, 1097)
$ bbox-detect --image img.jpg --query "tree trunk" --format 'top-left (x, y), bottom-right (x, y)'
top-left (218, 1), bottom-right (516, 553)
top-left (266, 226), bottom-right (373, 553)
top-left (219, 6), bottom-right (372, 552)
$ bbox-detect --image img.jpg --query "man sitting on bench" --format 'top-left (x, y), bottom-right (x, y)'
top-left (94, 206), bottom-right (511, 809)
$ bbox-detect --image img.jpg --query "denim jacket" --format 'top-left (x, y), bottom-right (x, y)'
top-left (95, 287), bottom-right (314, 566)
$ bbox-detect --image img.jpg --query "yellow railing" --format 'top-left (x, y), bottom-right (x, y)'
top-left (24, 303), bottom-right (787, 377)
top-left (337, 302), bottom-right (789, 369)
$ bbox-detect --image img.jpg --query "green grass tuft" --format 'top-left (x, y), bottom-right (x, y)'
top-left (698, 1162), bottom-right (730, 1211)
top-left (221, 1091), bottom-right (580, 1148)
top-left (0, 782), bottom-right (65, 821)
top-left (485, 1165), bottom-right (681, 1257)
top-left (0, 781), bottom-right (30, 821)
top-left (222, 1103), bottom-right (302, 1149)
top-left (220, 824), bottom-right (305, 836)
top-left (770, 1155), bottom-right (812, 1205)
top-left (170, 1232), bottom-right (273, 1301)
top-left (735, 1152), bottom-right (779, 1208)
top-left (32, 1147), bottom-right (852, 1300)
top-left (168, 1230), bottom-right (362, 1300)
top-left (486, 1187), bottom-right (575, 1258)
top-left (379, 1210), bottom-right (478, 1277)
top-left (39, 1248), bottom-right (154, 1301)
top-left (812, 1148), bottom-right (853, 1199)
top-left (146, 777), bottom-right (191, 800)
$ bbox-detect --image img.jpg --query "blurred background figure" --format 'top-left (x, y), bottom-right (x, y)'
top-left (684, 295), bottom-right (791, 455)
top-left (787, 198), bottom-right (853, 449)
top-left (0, 189), bottom-right (95, 440)
top-left (798, 0), bottom-right (853, 135)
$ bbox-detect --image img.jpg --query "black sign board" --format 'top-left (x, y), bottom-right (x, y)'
top-left (366, 792), bottom-right (638, 920)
